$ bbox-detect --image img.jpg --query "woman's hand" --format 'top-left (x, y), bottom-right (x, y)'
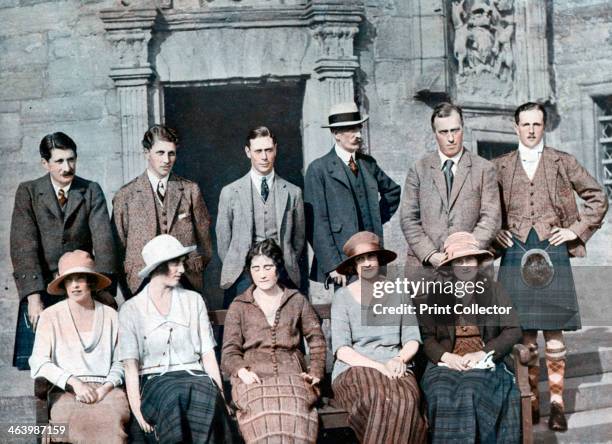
top-left (384, 357), bottom-right (406, 378)
top-left (94, 382), bottom-right (114, 403)
top-left (135, 412), bottom-right (154, 434)
top-left (440, 352), bottom-right (470, 371)
top-left (68, 378), bottom-right (98, 404)
top-left (237, 368), bottom-right (261, 385)
top-left (374, 362), bottom-right (395, 379)
top-left (462, 351), bottom-right (487, 368)
top-left (300, 372), bottom-right (320, 386)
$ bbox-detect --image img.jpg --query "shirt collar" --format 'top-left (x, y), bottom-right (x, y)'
top-left (250, 168), bottom-right (275, 186)
top-left (334, 143), bottom-right (356, 164)
top-left (518, 140), bottom-right (544, 160)
top-left (438, 148), bottom-right (463, 168)
top-left (146, 169), bottom-right (169, 191)
top-left (50, 177), bottom-right (72, 196)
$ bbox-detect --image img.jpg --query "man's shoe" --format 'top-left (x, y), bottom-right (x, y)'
top-left (548, 402), bottom-right (568, 432)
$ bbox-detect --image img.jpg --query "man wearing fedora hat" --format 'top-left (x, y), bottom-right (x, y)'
top-left (10, 132), bottom-right (117, 370)
top-left (400, 102), bottom-right (501, 272)
top-left (216, 126), bottom-right (305, 307)
top-left (305, 101), bottom-right (401, 286)
top-left (112, 125), bottom-right (212, 300)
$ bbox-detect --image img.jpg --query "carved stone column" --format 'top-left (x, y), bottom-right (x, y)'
top-left (100, 8), bottom-right (157, 182)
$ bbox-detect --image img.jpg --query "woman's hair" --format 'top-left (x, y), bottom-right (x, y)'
top-left (61, 274), bottom-right (98, 291)
top-left (244, 239), bottom-right (292, 287)
top-left (149, 255), bottom-right (186, 279)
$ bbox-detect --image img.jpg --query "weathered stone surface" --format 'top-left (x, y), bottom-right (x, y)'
top-left (0, 33), bottom-right (47, 67)
top-left (0, 67), bottom-right (44, 101)
top-left (21, 93), bottom-right (109, 124)
top-left (0, 113), bottom-right (21, 151)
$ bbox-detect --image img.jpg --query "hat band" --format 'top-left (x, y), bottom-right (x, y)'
top-left (348, 242), bottom-right (382, 258)
top-left (329, 111), bottom-right (362, 125)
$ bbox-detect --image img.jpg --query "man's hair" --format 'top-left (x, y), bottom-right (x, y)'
top-left (514, 102), bottom-right (547, 126)
top-left (142, 124), bottom-right (179, 150)
top-left (430, 102), bottom-right (464, 130)
top-left (245, 126), bottom-right (277, 148)
top-left (39, 132), bottom-right (77, 161)
top-left (330, 124), bottom-right (362, 135)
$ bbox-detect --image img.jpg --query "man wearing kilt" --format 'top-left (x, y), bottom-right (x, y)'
top-left (494, 102), bottom-right (609, 431)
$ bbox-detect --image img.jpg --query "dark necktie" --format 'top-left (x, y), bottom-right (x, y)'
top-left (348, 156), bottom-right (359, 177)
top-left (261, 177), bottom-right (269, 202)
top-left (57, 189), bottom-right (67, 208)
top-left (442, 159), bottom-right (454, 200)
top-left (157, 181), bottom-right (165, 203)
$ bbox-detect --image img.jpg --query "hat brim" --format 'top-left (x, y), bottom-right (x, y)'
top-left (438, 249), bottom-right (493, 267)
top-left (321, 116), bottom-right (369, 128)
top-left (47, 267), bottom-right (112, 296)
top-left (335, 248), bottom-right (397, 276)
top-left (138, 245), bottom-right (197, 279)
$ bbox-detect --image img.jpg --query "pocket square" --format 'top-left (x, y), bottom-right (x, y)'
top-left (178, 213), bottom-right (189, 220)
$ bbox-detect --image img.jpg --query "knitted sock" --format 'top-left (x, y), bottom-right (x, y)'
top-left (546, 358), bottom-right (566, 407)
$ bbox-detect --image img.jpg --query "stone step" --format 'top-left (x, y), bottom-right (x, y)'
top-left (534, 406), bottom-right (612, 444)
top-left (538, 371), bottom-right (612, 416)
top-left (535, 327), bottom-right (612, 380)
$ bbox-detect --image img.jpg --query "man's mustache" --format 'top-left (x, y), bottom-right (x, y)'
top-left (61, 171), bottom-right (75, 177)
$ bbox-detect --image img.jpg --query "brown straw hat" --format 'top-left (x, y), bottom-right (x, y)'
top-left (438, 232), bottom-right (493, 267)
top-left (47, 250), bottom-right (111, 295)
top-left (335, 231), bottom-right (397, 276)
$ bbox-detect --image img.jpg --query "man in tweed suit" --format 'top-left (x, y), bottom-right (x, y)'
top-left (112, 125), bottom-right (212, 300)
top-left (216, 126), bottom-right (305, 307)
top-left (400, 102), bottom-right (501, 269)
top-left (304, 102), bottom-right (401, 287)
top-left (494, 102), bottom-right (608, 431)
top-left (10, 132), bottom-right (116, 369)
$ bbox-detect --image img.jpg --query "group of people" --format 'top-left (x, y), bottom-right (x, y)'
top-left (9, 99), bottom-right (608, 443)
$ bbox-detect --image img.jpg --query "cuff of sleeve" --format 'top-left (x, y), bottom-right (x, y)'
top-left (57, 371), bottom-right (72, 391)
top-left (104, 377), bottom-right (120, 388)
top-left (422, 250), bottom-right (438, 265)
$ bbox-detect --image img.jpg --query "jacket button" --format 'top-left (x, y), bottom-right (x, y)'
top-left (21, 274), bottom-right (26, 279)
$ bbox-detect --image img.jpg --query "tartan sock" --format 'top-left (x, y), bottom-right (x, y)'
top-left (546, 358), bottom-right (565, 407)
top-left (528, 365), bottom-right (540, 409)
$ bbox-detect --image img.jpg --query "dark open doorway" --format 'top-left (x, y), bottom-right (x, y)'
top-left (164, 80), bottom-right (306, 308)
top-left (478, 140), bottom-right (516, 160)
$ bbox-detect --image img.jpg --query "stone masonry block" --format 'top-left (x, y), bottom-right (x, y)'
top-left (21, 92), bottom-right (108, 124)
top-left (374, 17), bottom-right (413, 59)
top-left (0, 33), bottom-right (47, 67)
top-left (0, 66), bottom-right (44, 101)
top-left (0, 113), bottom-right (21, 152)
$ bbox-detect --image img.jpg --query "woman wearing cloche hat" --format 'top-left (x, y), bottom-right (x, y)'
top-left (118, 234), bottom-right (234, 443)
top-left (420, 232), bottom-right (522, 443)
top-left (330, 231), bottom-right (427, 444)
top-left (29, 250), bottom-right (130, 443)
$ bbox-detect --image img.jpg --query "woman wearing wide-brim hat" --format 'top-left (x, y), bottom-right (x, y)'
top-left (420, 232), bottom-right (522, 443)
top-left (29, 250), bottom-right (130, 444)
top-left (118, 234), bottom-right (235, 443)
top-left (330, 231), bottom-right (427, 444)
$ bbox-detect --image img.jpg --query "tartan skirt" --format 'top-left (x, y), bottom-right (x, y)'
top-left (231, 373), bottom-right (319, 444)
top-left (134, 371), bottom-right (235, 444)
top-left (498, 229), bottom-right (580, 330)
top-left (13, 292), bottom-right (60, 370)
top-left (421, 362), bottom-right (520, 444)
top-left (331, 366), bottom-right (427, 444)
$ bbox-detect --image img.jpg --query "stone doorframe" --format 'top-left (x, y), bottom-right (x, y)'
top-left (100, 1), bottom-right (364, 183)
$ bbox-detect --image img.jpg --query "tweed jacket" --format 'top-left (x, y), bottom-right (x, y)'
top-left (221, 286), bottom-right (326, 381)
top-left (111, 172), bottom-right (212, 298)
top-left (304, 148), bottom-right (401, 282)
top-left (400, 149), bottom-right (501, 266)
top-left (421, 281), bottom-right (522, 367)
top-left (216, 173), bottom-right (305, 289)
top-left (494, 147), bottom-right (608, 257)
top-left (10, 174), bottom-right (116, 299)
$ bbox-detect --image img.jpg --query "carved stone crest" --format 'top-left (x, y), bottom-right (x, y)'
top-left (451, 0), bottom-right (515, 98)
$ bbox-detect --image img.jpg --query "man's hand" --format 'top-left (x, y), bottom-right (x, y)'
top-left (428, 253), bottom-right (445, 268)
top-left (27, 293), bottom-right (44, 330)
top-left (300, 372), bottom-right (320, 386)
top-left (68, 378), bottom-right (98, 404)
top-left (549, 227), bottom-right (578, 246)
top-left (440, 352), bottom-right (470, 371)
top-left (237, 368), bottom-right (261, 385)
top-left (495, 230), bottom-right (514, 248)
top-left (329, 271), bottom-right (347, 287)
top-left (462, 351), bottom-right (487, 368)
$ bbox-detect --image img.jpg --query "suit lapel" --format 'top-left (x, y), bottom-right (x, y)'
top-left (448, 150), bottom-right (472, 210)
top-left (357, 155), bottom-right (382, 219)
top-left (326, 148), bottom-right (351, 190)
top-left (498, 150), bottom-right (519, 206)
top-left (541, 147), bottom-right (560, 205)
top-left (274, 177), bottom-right (289, 243)
top-left (165, 174), bottom-right (184, 229)
top-left (428, 153), bottom-right (448, 207)
top-left (134, 172), bottom-right (158, 236)
top-left (63, 177), bottom-right (86, 223)
top-left (238, 173), bottom-right (254, 239)
top-left (38, 175), bottom-right (63, 221)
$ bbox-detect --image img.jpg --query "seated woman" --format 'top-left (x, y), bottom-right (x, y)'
top-left (331, 232), bottom-right (427, 444)
top-left (222, 239), bottom-right (326, 444)
top-left (420, 232), bottom-right (522, 443)
top-left (118, 234), bottom-right (233, 443)
top-left (29, 250), bottom-right (129, 444)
